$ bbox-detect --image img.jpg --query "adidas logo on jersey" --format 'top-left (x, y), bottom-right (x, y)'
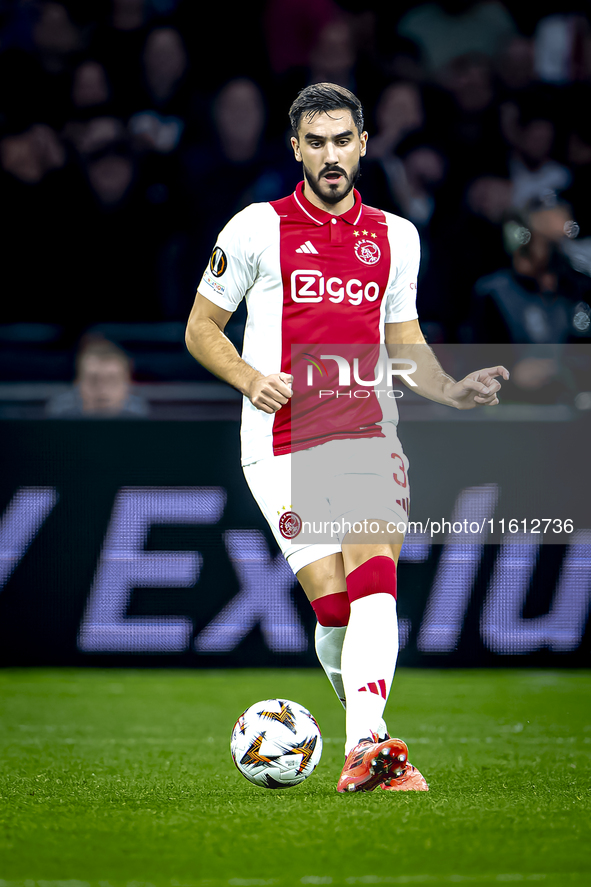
top-left (296, 241), bottom-right (318, 254)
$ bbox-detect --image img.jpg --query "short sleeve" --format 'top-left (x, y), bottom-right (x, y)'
top-left (197, 205), bottom-right (260, 312)
top-left (383, 218), bottom-right (420, 324)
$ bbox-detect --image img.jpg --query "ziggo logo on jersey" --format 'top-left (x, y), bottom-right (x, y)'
top-left (291, 270), bottom-right (380, 304)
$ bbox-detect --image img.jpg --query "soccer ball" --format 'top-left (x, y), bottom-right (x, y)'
top-left (230, 698), bottom-right (322, 789)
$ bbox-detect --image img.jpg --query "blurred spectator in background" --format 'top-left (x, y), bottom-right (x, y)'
top-left (393, 135), bottom-right (449, 340)
top-left (142, 23), bottom-right (188, 109)
top-left (66, 114), bottom-right (124, 166)
top-left (211, 78), bottom-right (266, 166)
top-left (470, 199), bottom-right (591, 345)
top-left (533, 12), bottom-right (591, 86)
top-left (30, 1), bottom-right (85, 126)
top-left (62, 102), bottom-right (122, 158)
top-left (501, 87), bottom-right (571, 209)
top-left (89, 0), bottom-right (151, 115)
top-left (128, 25), bottom-right (191, 151)
top-left (126, 25), bottom-right (192, 282)
top-left (0, 1), bottom-right (84, 130)
top-left (71, 59), bottom-right (112, 114)
top-left (111, 0), bottom-right (147, 31)
top-left (366, 81), bottom-right (425, 163)
top-left (60, 115), bottom-right (164, 329)
top-left (159, 76), bottom-right (297, 322)
top-left (0, 122), bottom-right (65, 184)
top-left (46, 336), bottom-right (149, 417)
top-left (31, 1), bottom-right (84, 75)
top-left (180, 77), bottom-right (296, 277)
top-left (263, 0), bottom-right (385, 133)
top-left (290, 9), bottom-right (384, 114)
top-left (440, 51), bottom-right (507, 187)
top-left (447, 174), bottom-right (513, 339)
top-left (363, 79), bottom-right (449, 338)
top-left (84, 126), bottom-right (136, 209)
top-left (562, 85), bottom-right (591, 256)
top-left (307, 17), bottom-right (357, 92)
top-left (264, 0), bottom-right (340, 78)
top-left (495, 35), bottom-right (537, 98)
top-left (366, 131), bottom-right (447, 234)
top-left (0, 120), bottom-right (74, 323)
top-left (397, 0), bottom-right (517, 77)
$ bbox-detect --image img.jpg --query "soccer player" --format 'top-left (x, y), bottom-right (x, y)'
top-left (185, 83), bottom-right (508, 793)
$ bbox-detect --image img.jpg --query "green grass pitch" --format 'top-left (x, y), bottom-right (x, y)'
top-left (0, 667), bottom-right (590, 887)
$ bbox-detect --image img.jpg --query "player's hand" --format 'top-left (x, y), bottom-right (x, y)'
top-left (447, 366), bottom-right (510, 410)
top-left (248, 372), bottom-right (293, 413)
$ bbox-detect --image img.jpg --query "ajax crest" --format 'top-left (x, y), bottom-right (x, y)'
top-left (354, 239), bottom-right (381, 266)
top-left (279, 510), bottom-right (302, 539)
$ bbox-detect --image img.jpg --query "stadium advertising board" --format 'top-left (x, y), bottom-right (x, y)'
top-left (0, 419), bottom-right (589, 667)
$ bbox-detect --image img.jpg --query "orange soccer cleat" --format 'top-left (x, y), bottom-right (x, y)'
top-left (336, 736), bottom-right (409, 793)
top-left (380, 763), bottom-right (429, 791)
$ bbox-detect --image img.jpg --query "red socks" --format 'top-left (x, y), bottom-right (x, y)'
top-left (311, 590), bottom-right (350, 627)
top-left (310, 557), bottom-right (397, 626)
top-left (346, 555), bottom-right (397, 603)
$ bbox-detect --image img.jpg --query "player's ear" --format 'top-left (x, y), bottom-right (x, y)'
top-left (291, 136), bottom-right (302, 162)
top-left (360, 131), bottom-right (368, 157)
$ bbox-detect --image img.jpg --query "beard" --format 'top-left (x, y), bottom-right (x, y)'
top-left (302, 159), bottom-right (361, 206)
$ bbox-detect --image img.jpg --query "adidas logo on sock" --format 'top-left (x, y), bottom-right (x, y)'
top-left (358, 679), bottom-right (387, 699)
top-left (296, 241), bottom-right (318, 254)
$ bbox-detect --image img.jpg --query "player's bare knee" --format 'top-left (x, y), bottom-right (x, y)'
top-left (342, 525), bottom-right (404, 574)
top-left (297, 553), bottom-right (346, 602)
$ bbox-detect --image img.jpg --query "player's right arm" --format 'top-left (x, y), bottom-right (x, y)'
top-left (185, 291), bottom-right (292, 414)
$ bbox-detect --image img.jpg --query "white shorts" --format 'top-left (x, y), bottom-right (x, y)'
top-left (243, 423), bottom-right (410, 575)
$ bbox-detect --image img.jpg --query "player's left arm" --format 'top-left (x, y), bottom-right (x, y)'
top-left (385, 319), bottom-right (509, 410)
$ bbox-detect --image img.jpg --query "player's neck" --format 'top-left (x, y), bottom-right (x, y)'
top-left (301, 181), bottom-right (356, 216)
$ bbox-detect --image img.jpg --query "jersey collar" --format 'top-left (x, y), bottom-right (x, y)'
top-left (293, 180), bottom-right (363, 226)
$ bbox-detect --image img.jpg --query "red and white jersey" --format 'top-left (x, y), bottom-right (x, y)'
top-left (198, 181), bottom-right (420, 465)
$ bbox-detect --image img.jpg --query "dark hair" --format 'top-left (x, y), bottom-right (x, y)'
top-left (289, 82), bottom-right (364, 137)
top-left (75, 334), bottom-right (132, 376)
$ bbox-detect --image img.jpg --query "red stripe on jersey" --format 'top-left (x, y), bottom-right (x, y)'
top-left (270, 183), bottom-right (392, 456)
